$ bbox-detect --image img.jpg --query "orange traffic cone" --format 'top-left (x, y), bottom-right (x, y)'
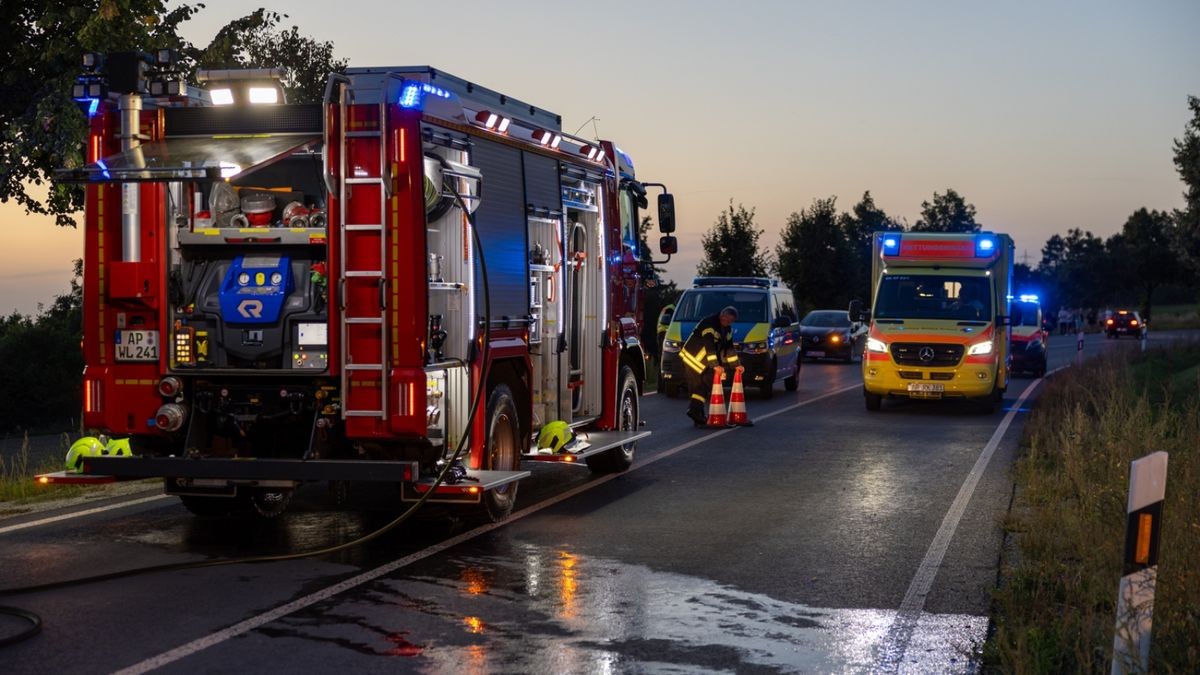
top-left (728, 368), bottom-right (753, 426)
top-left (706, 367), bottom-right (729, 428)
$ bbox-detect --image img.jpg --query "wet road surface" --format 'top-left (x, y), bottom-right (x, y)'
top-left (0, 332), bottom-right (1148, 673)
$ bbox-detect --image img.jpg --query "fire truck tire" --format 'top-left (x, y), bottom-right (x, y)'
top-left (178, 495), bottom-right (239, 517)
top-left (481, 384), bottom-right (520, 522)
top-left (250, 488), bottom-right (293, 518)
top-left (586, 367), bottom-right (638, 474)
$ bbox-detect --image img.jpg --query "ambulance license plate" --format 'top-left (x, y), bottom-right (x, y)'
top-left (807, 351), bottom-right (825, 358)
top-left (907, 382), bottom-right (944, 394)
top-left (115, 330), bottom-right (159, 362)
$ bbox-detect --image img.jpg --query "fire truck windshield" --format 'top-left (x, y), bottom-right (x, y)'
top-left (874, 274), bottom-right (992, 322)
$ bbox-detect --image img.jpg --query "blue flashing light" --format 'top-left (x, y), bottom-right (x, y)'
top-left (96, 159), bottom-right (111, 180)
top-left (398, 82), bottom-right (452, 110)
top-left (1018, 294), bottom-right (1040, 304)
top-left (398, 84), bottom-right (423, 109)
top-left (87, 98), bottom-right (100, 117)
top-left (882, 234), bottom-right (901, 256)
top-left (976, 236), bottom-right (996, 256)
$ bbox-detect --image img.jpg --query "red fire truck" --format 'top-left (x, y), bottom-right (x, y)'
top-left (44, 55), bottom-right (677, 521)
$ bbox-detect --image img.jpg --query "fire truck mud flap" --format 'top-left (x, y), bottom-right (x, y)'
top-left (400, 469), bottom-right (531, 504)
top-left (521, 430), bottom-right (650, 463)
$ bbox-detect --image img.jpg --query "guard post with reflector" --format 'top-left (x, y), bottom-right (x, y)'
top-left (1111, 451), bottom-right (1168, 675)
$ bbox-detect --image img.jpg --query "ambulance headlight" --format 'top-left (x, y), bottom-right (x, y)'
top-left (967, 340), bottom-right (994, 355)
top-left (866, 337), bottom-right (889, 353)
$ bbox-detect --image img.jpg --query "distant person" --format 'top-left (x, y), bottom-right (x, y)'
top-left (1058, 307), bottom-right (1070, 335)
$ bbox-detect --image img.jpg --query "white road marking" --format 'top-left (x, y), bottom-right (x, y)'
top-left (876, 374), bottom-right (1049, 670)
top-left (0, 494), bottom-right (170, 536)
top-left (115, 383), bottom-right (863, 674)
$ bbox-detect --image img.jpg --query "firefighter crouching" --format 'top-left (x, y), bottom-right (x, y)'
top-left (681, 306), bottom-right (742, 426)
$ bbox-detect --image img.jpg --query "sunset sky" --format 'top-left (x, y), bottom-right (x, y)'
top-left (2, 0), bottom-right (1197, 314)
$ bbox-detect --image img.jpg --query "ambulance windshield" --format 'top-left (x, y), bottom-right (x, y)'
top-left (874, 274), bottom-right (992, 322)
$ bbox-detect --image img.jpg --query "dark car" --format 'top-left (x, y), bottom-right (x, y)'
top-left (1105, 310), bottom-right (1146, 339)
top-left (799, 310), bottom-right (858, 362)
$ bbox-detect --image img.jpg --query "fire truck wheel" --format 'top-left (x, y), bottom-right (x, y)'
top-left (481, 384), bottom-right (520, 522)
top-left (178, 495), bottom-right (239, 517)
top-left (250, 488), bottom-right (293, 518)
top-left (587, 367), bottom-right (638, 474)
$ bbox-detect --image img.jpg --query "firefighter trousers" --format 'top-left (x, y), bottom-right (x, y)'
top-left (684, 365), bottom-right (714, 419)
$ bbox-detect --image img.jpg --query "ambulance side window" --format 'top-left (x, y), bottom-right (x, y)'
top-left (619, 189), bottom-right (640, 258)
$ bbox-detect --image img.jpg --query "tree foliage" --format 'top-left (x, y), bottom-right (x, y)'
top-left (912, 188), bottom-right (980, 233)
top-left (1173, 95), bottom-right (1200, 278)
top-left (842, 191), bottom-right (903, 304)
top-left (0, 2), bottom-right (344, 226)
top-left (775, 197), bottom-right (855, 314)
top-left (696, 201), bottom-right (772, 278)
top-left (1107, 208), bottom-right (1181, 318)
top-left (0, 262), bottom-right (83, 433)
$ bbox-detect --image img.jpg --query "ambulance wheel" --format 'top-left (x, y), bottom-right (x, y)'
top-left (864, 390), bottom-right (882, 411)
top-left (784, 362), bottom-right (800, 392)
top-left (975, 384), bottom-right (1001, 414)
top-left (179, 495), bottom-right (239, 518)
top-left (481, 384), bottom-right (520, 522)
top-left (587, 367), bottom-right (638, 474)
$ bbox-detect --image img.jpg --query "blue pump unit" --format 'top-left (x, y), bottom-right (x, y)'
top-left (218, 255), bottom-right (292, 324)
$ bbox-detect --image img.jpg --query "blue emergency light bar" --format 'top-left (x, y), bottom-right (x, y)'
top-left (693, 277), bottom-right (776, 288)
top-left (881, 234), bottom-right (901, 256)
top-left (398, 82), bottom-right (452, 109)
top-left (976, 236), bottom-right (996, 256)
top-left (1018, 294), bottom-right (1040, 303)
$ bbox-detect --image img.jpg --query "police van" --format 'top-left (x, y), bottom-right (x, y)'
top-left (660, 278), bottom-right (801, 398)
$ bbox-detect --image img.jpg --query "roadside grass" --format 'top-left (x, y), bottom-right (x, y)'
top-left (987, 343), bottom-right (1200, 672)
top-left (0, 433), bottom-right (91, 506)
top-left (1149, 303), bottom-right (1200, 331)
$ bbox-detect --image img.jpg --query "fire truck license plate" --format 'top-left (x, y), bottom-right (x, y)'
top-left (115, 330), bottom-right (159, 362)
top-left (907, 382), bottom-right (944, 394)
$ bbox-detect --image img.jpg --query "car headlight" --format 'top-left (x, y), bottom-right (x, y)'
top-left (967, 340), bottom-right (994, 356)
top-left (741, 341), bottom-right (768, 354)
top-left (866, 337), bottom-right (888, 353)
top-left (663, 339), bottom-right (681, 353)
top-left (829, 334), bottom-right (841, 344)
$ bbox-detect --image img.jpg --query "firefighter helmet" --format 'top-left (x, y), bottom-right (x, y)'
top-left (536, 421), bottom-right (577, 454)
top-left (65, 437), bottom-right (105, 473)
top-left (104, 438), bottom-right (133, 458)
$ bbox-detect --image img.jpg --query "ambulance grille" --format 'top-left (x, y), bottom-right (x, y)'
top-left (890, 343), bottom-right (964, 367)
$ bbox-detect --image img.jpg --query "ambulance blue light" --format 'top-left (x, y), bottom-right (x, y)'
top-left (882, 235), bottom-right (901, 256)
top-left (87, 98), bottom-right (100, 117)
top-left (1019, 294), bottom-right (1039, 303)
top-left (976, 236), bottom-right (996, 256)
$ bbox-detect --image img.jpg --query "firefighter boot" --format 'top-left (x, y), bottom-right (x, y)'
top-left (686, 397), bottom-right (707, 427)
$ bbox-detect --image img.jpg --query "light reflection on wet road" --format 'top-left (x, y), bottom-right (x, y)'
top-left (255, 542), bottom-right (986, 673)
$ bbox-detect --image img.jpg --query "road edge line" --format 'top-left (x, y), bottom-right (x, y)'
top-left (0, 494), bottom-right (170, 537)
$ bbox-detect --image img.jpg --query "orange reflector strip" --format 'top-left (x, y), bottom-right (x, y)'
top-left (1136, 513), bottom-right (1153, 564)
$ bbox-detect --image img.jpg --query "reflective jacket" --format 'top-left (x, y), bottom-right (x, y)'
top-left (680, 314), bottom-right (740, 374)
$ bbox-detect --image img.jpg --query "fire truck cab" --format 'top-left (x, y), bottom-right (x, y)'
top-left (47, 56), bottom-right (677, 521)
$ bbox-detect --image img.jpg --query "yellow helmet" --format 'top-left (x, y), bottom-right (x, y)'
top-left (104, 438), bottom-right (133, 458)
top-left (536, 421), bottom-right (576, 454)
top-left (65, 436), bottom-right (105, 473)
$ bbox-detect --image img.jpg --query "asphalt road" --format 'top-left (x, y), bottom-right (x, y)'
top-left (0, 331), bottom-right (1159, 673)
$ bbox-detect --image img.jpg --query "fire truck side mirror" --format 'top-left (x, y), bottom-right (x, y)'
top-left (659, 235), bottom-right (678, 255)
top-left (657, 193), bottom-right (676, 233)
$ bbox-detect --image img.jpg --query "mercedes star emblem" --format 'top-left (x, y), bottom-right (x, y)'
top-left (918, 346), bottom-right (936, 362)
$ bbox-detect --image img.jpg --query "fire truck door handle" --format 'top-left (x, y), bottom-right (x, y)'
top-left (337, 278), bottom-right (346, 311)
top-left (378, 279), bottom-right (387, 310)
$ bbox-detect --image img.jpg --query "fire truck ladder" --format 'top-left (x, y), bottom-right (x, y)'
top-left (339, 92), bottom-right (390, 420)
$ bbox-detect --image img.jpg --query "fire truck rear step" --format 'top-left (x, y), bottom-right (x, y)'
top-left (400, 469), bottom-right (530, 504)
top-left (61, 457), bottom-right (422, 482)
top-left (35, 471), bottom-right (126, 485)
top-left (522, 429), bottom-right (650, 463)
